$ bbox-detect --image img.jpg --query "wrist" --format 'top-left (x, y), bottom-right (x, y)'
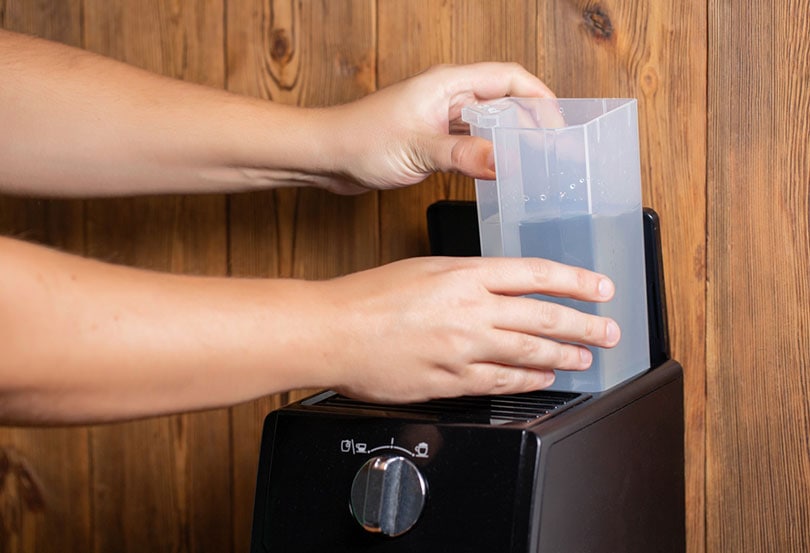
top-left (198, 98), bottom-right (345, 191)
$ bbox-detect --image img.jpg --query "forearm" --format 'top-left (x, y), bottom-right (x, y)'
top-left (0, 234), bottom-right (622, 424)
top-left (0, 29), bottom-right (337, 197)
top-left (0, 236), bottom-right (336, 424)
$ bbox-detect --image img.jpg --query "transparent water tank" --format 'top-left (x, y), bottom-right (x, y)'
top-left (462, 98), bottom-right (650, 392)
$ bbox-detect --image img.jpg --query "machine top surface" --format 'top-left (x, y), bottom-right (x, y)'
top-left (299, 388), bottom-right (589, 426)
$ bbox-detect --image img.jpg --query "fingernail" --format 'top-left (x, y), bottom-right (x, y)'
top-left (598, 278), bottom-right (614, 298)
top-left (486, 148), bottom-right (495, 171)
top-left (579, 348), bottom-right (593, 366)
top-left (606, 321), bottom-right (621, 345)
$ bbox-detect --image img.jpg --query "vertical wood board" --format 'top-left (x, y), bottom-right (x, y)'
top-left (377, 0), bottom-right (538, 264)
top-left (707, 0), bottom-right (810, 550)
top-left (225, 2), bottom-right (377, 552)
top-left (81, 1), bottom-right (231, 552)
top-left (541, 3), bottom-right (707, 551)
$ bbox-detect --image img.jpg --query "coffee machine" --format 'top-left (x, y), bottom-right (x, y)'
top-left (249, 202), bottom-right (684, 552)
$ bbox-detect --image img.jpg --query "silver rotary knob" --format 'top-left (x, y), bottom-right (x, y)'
top-left (349, 455), bottom-right (427, 537)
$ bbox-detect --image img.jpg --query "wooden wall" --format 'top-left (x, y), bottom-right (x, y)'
top-left (0, 1), bottom-right (807, 551)
top-left (707, 1), bottom-right (810, 550)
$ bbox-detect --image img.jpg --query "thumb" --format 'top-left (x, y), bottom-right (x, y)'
top-left (427, 134), bottom-right (496, 180)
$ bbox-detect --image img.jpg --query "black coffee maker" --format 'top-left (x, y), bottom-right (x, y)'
top-left (249, 202), bottom-right (684, 553)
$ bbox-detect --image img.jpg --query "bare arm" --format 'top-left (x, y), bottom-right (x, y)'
top-left (0, 236), bottom-right (324, 423)
top-left (0, 236), bottom-right (618, 425)
top-left (0, 29), bottom-right (334, 196)
top-left (0, 29), bottom-right (554, 197)
top-left (0, 30), bottom-right (620, 426)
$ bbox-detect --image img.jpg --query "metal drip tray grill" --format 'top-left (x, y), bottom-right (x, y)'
top-left (303, 390), bottom-right (589, 425)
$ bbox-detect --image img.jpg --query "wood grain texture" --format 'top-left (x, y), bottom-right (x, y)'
top-left (0, 3), bottom-right (90, 553)
top-left (225, 2), bottom-right (377, 552)
top-left (377, 0), bottom-right (537, 264)
top-left (377, 0), bottom-right (453, 262)
top-left (1, 0), bottom-right (82, 44)
top-left (707, 1), bottom-right (810, 550)
top-left (6, 1), bottom-right (810, 551)
top-left (226, 0), bottom-right (378, 283)
top-left (541, 2), bottom-right (707, 551)
top-left (80, 2), bottom-right (231, 552)
top-left (0, 430), bottom-right (91, 553)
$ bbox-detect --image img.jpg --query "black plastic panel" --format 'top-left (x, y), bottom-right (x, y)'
top-left (250, 361), bottom-right (685, 553)
top-left (536, 372), bottom-right (685, 552)
top-left (252, 415), bottom-right (536, 552)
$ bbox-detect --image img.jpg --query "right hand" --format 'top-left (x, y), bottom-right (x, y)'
top-left (311, 62), bottom-right (556, 194)
top-left (311, 256), bottom-right (621, 403)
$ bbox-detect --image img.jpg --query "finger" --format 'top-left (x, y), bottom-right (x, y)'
top-left (426, 134), bottom-right (495, 179)
top-left (419, 362), bottom-right (556, 398)
top-left (459, 363), bottom-right (557, 396)
top-left (477, 329), bottom-right (594, 372)
top-left (439, 62), bottom-right (556, 101)
top-left (461, 257), bottom-right (615, 302)
top-left (492, 296), bottom-right (621, 348)
top-left (513, 97), bottom-right (567, 129)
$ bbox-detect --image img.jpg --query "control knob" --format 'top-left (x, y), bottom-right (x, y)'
top-left (349, 455), bottom-right (427, 537)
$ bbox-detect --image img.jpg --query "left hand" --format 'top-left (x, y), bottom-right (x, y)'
top-left (317, 62), bottom-right (555, 194)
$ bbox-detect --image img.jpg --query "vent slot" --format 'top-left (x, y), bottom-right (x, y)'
top-left (305, 390), bottom-right (588, 426)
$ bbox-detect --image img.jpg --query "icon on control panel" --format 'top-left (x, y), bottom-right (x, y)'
top-left (355, 443), bottom-right (368, 454)
top-left (341, 439), bottom-right (352, 453)
top-left (414, 442), bottom-right (429, 458)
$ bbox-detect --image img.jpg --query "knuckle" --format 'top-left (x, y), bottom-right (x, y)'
top-left (576, 268), bottom-right (591, 294)
top-left (518, 334), bottom-right (540, 359)
top-left (444, 328), bottom-right (477, 360)
top-left (470, 365), bottom-right (554, 397)
top-left (569, 345), bottom-right (586, 367)
top-left (493, 366), bottom-right (516, 390)
top-left (491, 366), bottom-right (531, 394)
top-left (435, 256), bottom-right (472, 277)
top-left (428, 259), bottom-right (478, 291)
top-left (553, 343), bottom-right (572, 368)
top-left (529, 259), bottom-right (552, 286)
top-left (449, 139), bottom-right (469, 167)
top-left (493, 367), bottom-right (552, 395)
top-left (582, 315), bottom-right (597, 341)
top-left (505, 332), bottom-right (576, 371)
top-left (464, 366), bottom-right (501, 396)
top-left (550, 342), bottom-right (579, 368)
top-left (535, 301), bottom-right (560, 331)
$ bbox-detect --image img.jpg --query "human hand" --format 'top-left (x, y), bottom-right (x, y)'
top-left (309, 256), bottom-right (620, 403)
top-left (316, 63), bottom-right (555, 194)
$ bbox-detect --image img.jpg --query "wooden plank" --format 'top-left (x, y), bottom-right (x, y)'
top-left (377, 0), bottom-right (537, 264)
top-left (448, 0), bottom-right (537, 191)
top-left (225, 2), bottom-right (377, 552)
top-left (80, 2), bottom-right (231, 552)
top-left (707, 1), bottom-right (810, 550)
top-left (0, 3), bottom-right (90, 553)
top-left (0, 428), bottom-right (90, 553)
top-left (377, 0), bottom-right (454, 263)
top-left (286, 0), bottom-right (378, 283)
top-left (541, 3), bottom-right (707, 551)
top-left (1, 0), bottom-right (81, 43)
